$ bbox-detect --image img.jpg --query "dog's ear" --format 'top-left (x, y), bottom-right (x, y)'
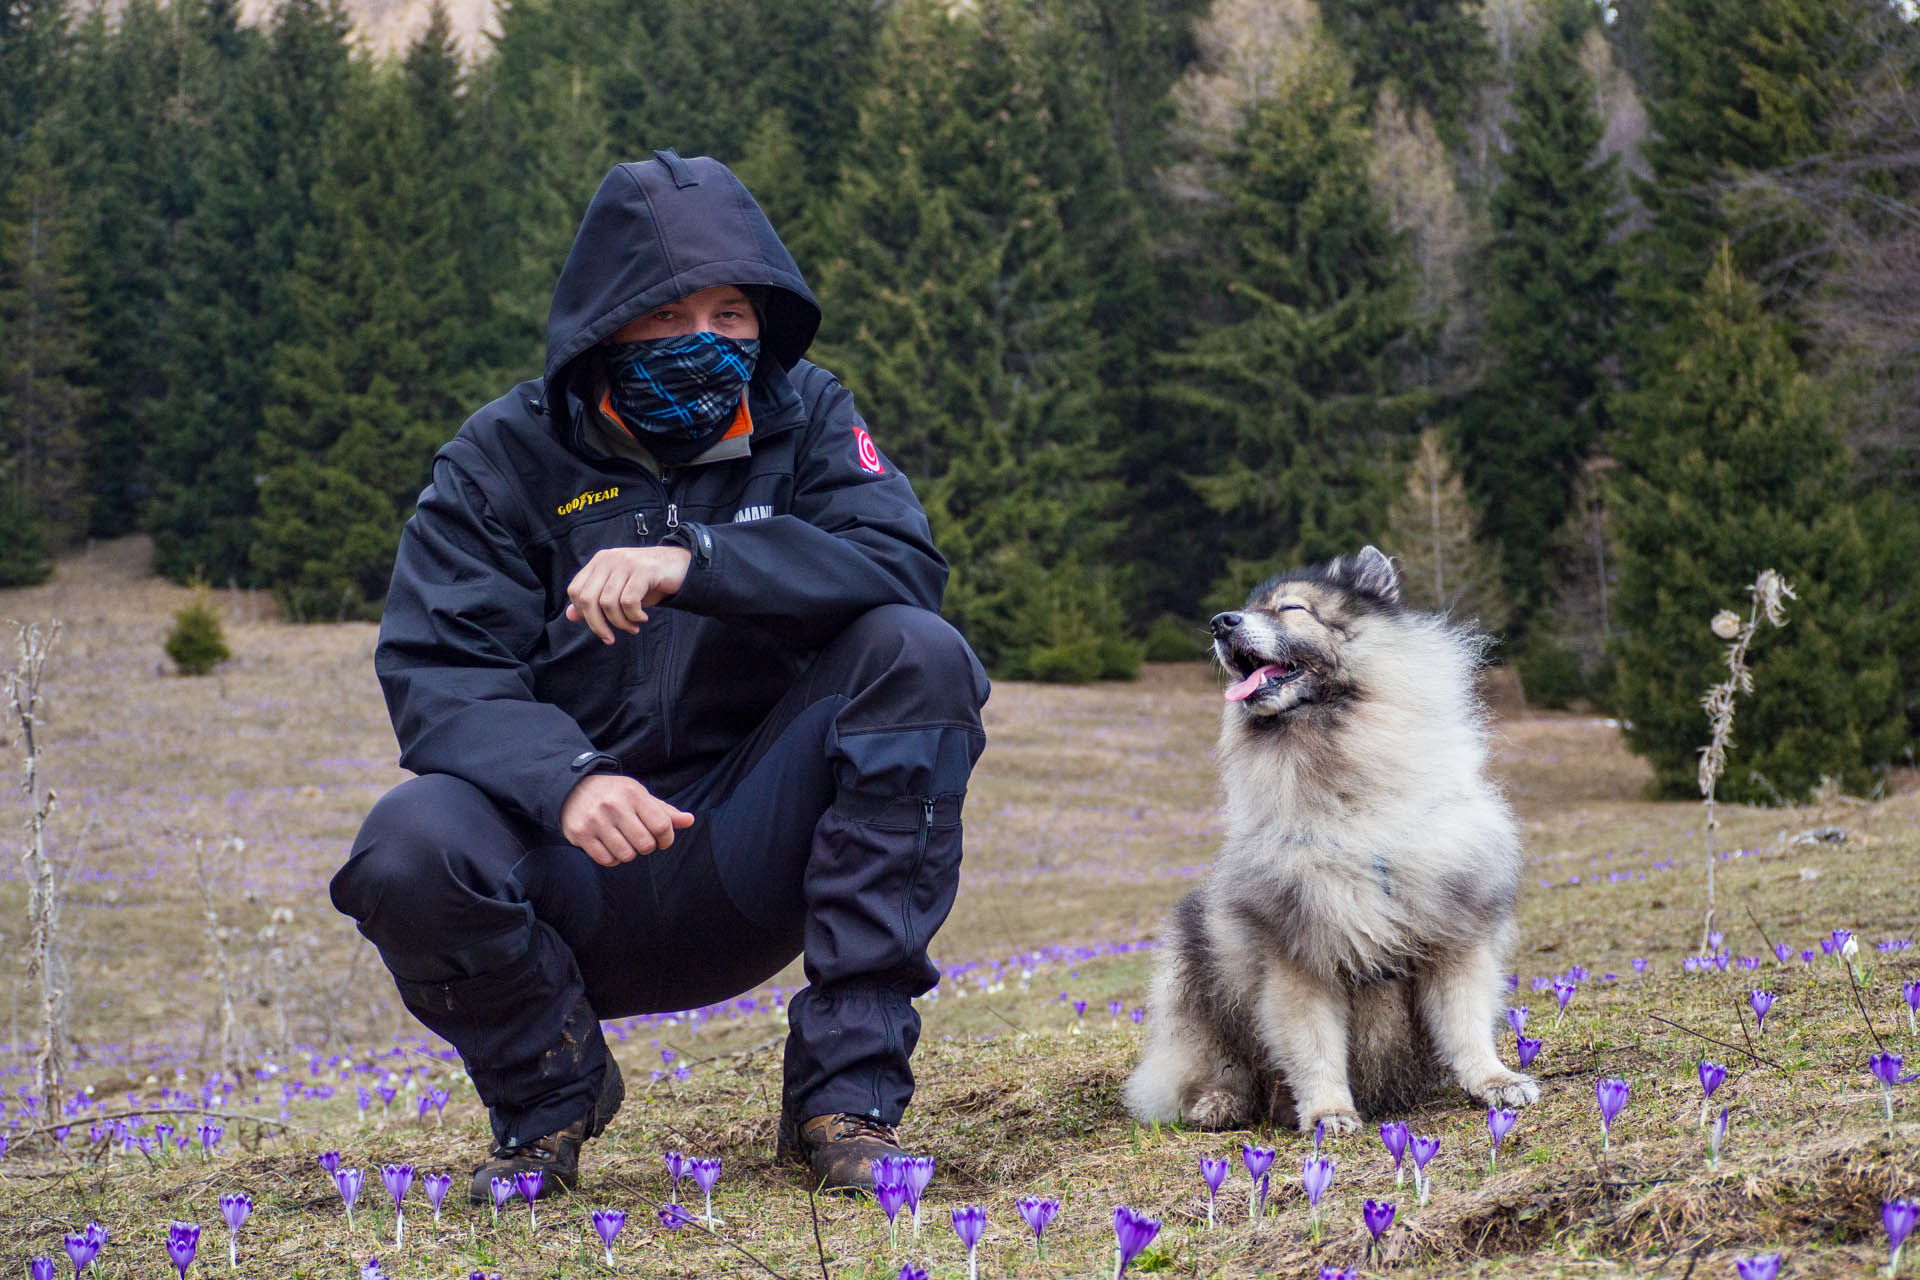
top-left (1354, 545), bottom-right (1400, 604)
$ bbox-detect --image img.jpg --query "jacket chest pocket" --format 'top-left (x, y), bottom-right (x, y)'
top-left (531, 506), bottom-right (660, 714)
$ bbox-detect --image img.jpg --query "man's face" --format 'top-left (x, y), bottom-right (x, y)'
top-left (606, 284), bottom-right (760, 344)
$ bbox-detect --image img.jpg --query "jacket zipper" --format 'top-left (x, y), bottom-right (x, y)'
top-left (900, 798), bottom-right (935, 960)
top-left (654, 472), bottom-right (678, 762)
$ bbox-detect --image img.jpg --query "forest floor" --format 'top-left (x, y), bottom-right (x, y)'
top-left (0, 537), bottom-right (1916, 1277)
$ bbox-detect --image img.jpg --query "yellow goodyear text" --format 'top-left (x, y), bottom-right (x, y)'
top-left (557, 486), bottom-right (620, 517)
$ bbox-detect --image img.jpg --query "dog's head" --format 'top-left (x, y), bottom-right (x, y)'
top-left (1211, 546), bottom-right (1402, 720)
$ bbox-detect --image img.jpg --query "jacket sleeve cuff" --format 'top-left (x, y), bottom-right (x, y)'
top-left (538, 749), bottom-right (623, 830)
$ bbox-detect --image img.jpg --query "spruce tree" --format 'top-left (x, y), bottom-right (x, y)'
top-left (254, 64), bottom-right (469, 620)
top-left (1318, 0), bottom-right (1492, 146)
top-left (55, 0), bottom-right (205, 536)
top-left (1161, 47), bottom-right (1421, 608)
top-left (1460, 0), bottom-right (1621, 618)
top-left (145, 0), bottom-right (348, 585)
top-left (0, 132), bottom-right (97, 549)
top-left (811, 0), bottom-right (1120, 677)
top-left (1612, 250), bottom-right (1903, 801)
top-left (1630, 0), bottom-right (1869, 340)
top-left (0, 0), bottom-right (72, 192)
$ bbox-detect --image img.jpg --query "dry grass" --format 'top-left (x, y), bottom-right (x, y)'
top-left (0, 537), bottom-right (1916, 1277)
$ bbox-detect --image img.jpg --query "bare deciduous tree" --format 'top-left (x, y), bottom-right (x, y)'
top-left (1380, 429), bottom-right (1511, 630)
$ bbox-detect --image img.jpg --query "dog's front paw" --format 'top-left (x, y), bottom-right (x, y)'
top-left (1186, 1089), bottom-right (1251, 1131)
top-left (1298, 1104), bottom-right (1361, 1137)
top-left (1466, 1069), bottom-right (1540, 1109)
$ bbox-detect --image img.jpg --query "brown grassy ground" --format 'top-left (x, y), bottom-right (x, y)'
top-left (0, 538), bottom-right (1916, 1277)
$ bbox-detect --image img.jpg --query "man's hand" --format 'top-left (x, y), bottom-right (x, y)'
top-left (565, 546), bottom-right (693, 644)
top-left (561, 773), bottom-right (695, 866)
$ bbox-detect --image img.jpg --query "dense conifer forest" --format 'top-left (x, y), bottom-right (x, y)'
top-left (1, 0), bottom-right (1915, 795)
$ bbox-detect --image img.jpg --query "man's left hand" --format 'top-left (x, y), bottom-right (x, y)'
top-left (566, 546), bottom-right (692, 644)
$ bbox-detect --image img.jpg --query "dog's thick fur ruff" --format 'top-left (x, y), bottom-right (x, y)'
top-left (1123, 547), bottom-right (1539, 1135)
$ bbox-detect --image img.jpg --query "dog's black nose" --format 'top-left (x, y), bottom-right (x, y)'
top-left (1210, 612), bottom-right (1242, 638)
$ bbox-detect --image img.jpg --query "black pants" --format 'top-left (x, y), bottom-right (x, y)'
top-left (331, 605), bottom-right (989, 1146)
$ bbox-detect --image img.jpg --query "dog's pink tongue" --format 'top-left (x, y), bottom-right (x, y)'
top-left (1224, 664), bottom-right (1286, 702)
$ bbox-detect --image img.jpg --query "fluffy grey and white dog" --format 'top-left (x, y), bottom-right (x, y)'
top-left (1123, 546), bottom-right (1539, 1135)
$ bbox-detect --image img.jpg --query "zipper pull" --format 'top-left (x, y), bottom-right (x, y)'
top-left (634, 511), bottom-right (649, 538)
top-left (665, 503), bottom-right (679, 530)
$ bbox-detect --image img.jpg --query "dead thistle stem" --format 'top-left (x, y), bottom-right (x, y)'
top-left (1697, 570), bottom-right (1795, 954)
top-left (192, 835), bottom-right (249, 1075)
top-left (8, 620), bottom-right (68, 1114)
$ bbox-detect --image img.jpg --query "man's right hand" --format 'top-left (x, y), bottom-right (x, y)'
top-left (560, 773), bottom-right (696, 866)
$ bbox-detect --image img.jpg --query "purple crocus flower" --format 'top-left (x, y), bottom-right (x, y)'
top-left (1870, 1052), bottom-right (1919, 1133)
top-left (1198, 1156), bottom-right (1229, 1228)
top-left (318, 1150), bottom-right (341, 1176)
top-left (1112, 1206), bottom-right (1162, 1280)
top-left (65, 1221), bottom-right (107, 1275)
top-left (1595, 1077), bottom-right (1631, 1148)
top-left (380, 1164), bottom-right (414, 1247)
top-left (665, 1149), bottom-right (689, 1199)
top-left (1379, 1120), bottom-right (1410, 1187)
top-left (1733, 1251), bottom-right (1781, 1280)
top-left (360, 1259), bottom-right (390, 1280)
top-left (1800, 949), bottom-right (1816, 966)
top-left (198, 1123), bottom-right (224, 1159)
top-left (1772, 943), bottom-right (1793, 965)
top-left (1552, 979), bottom-right (1577, 1024)
top-left (1409, 1133), bottom-right (1440, 1205)
top-left (1749, 990), bottom-right (1776, 1032)
top-left (1707, 1105), bottom-right (1729, 1167)
top-left (1832, 929), bottom-right (1855, 958)
top-left (514, 1169), bottom-right (543, 1235)
top-left (690, 1155), bottom-right (723, 1225)
top-left (1487, 1108), bottom-right (1517, 1169)
top-left (657, 1204), bottom-right (696, 1231)
top-left (1631, 957), bottom-right (1648, 975)
top-left (336, 1167), bottom-right (364, 1229)
top-left (1301, 1154), bottom-right (1335, 1242)
top-left (1885, 1198), bottom-right (1920, 1272)
top-left (165, 1222), bottom-right (201, 1279)
top-left (903, 1154), bottom-right (936, 1233)
top-left (876, 1178), bottom-right (911, 1247)
top-left (897, 1268), bottom-right (928, 1280)
top-left (29, 1258), bottom-right (53, 1280)
top-left (592, 1207), bottom-right (626, 1267)
top-left (1242, 1142), bottom-right (1276, 1217)
top-left (1906, 981), bottom-right (1920, 1036)
top-left (1017, 1195), bottom-right (1061, 1256)
top-left (423, 1172), bottom-right (452, 1224)
top-left (1507, 1007), bottom-right (1529, 1037)
top-left (1301, 1155), bottom-right (1335, 1210)
top-left (1362, 1199), bottom-right (1396, 1258)
top-left (488, 1175), bottom-right (512, 1226)
top-left (220, 1192), bottom-right (253, 1266)
top-left (1319, 1270), bottom-right (1360, 1280)
top-left (1698, 1060), bottom-right (1726, 1100)
top-left (952, 1205), bottom-right (987, 1280)
top-left (1516, 1035), bottom-right (1543, 1069)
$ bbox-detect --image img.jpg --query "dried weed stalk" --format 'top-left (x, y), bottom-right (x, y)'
top-left (193, 835), bottom-right (250, 1075)
top-left (6, 620), bottom-right (69, 1112)
top-left (1696, 569), bottom-right (1794, 953)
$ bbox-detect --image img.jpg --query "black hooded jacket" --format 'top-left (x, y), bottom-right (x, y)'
top-left (374, 151), bottom-right (947, 830)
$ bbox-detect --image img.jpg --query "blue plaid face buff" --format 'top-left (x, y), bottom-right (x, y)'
top-left (603, 332), bottom-right (760, 439)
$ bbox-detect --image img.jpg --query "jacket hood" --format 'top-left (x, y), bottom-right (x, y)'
top-left (544, 150), bottom-right (822, 400)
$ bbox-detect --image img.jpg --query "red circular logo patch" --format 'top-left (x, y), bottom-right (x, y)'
top-left (854, 426), bottom-right (885, 475)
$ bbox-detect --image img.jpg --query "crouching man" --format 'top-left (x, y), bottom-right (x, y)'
top-left (330, 150), bottom-right (988, 1200)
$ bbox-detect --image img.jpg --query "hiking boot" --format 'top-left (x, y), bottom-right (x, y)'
top-left (777, 1110), bottom-right (908, 1194)
top-left (467, 1057), bottom-right (624, 1203)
